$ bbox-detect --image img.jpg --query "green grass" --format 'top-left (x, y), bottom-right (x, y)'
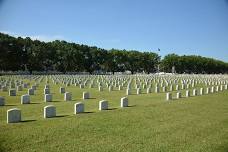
top-left (0, 78), bottom-right (228, 152)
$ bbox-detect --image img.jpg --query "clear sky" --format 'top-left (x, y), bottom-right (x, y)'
top-left (0, 0), bottom-right (228, 61)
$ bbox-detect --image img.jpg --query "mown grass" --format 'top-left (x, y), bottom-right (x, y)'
top-left (0, 78), bottom-right (228, 152)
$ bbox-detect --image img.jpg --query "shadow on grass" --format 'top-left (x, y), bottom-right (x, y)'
top-left (30, 102), bottom-right (41, 104)
top-left (83, 111), bottom-right (94, 114)
top-left (51, 100), bottom-right (62, 102)
top-left (107, 108), bottom-right (118, 110)
top-left (88, 97), bottom-right (96, 99)
top-left (21, 119), bottom-right (36, 123)
top-left (127, 105), bottom-right (136, 107)
top-left (128, 93), bottom-right (139, 96)
top-left (55, 115), bottom-right (69, 118)
top-left (5, 104), bottom-right (17, 106)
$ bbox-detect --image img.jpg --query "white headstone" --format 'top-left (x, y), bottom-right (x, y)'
top-left (120, 97), bottom-right (128, 107)
top-left (44, 94), bottom-right (52, 102)
top-left (220, 85), bottom-right (223, 91)
top-left (126, 89), bottom-right (131, 95)
top-left (224, 84), bottom-right (227, 90)
top-left (211, 86), bottom-right (214, 93)
top-left (136, 88), bottom-right (141, 95)
top-left (45, 84), bottom-right (50, 89)
top-left (163, 86), bottom-right (166, 92)
top-left (193, 89), bottom-right (197, 96)
top-left (7, 108), bottom-right (21, 123)
top-left (146, 87), bottom-right (151, 94)
top-left (155, 86), bottom-right (159, 93)
top-left (21, 94), bottom-right (30, 104)
top-left (99, 100), bottom-right (108, 110)
top-left (186, 90), bottom-right (190, 97)
top-left (28, 88), bottom-right (34, 95)
top-left (83, 92), bottom-right (90, 99)
top-left (64, 92), bottom-right (72, 101)
top-left (9, 89), bottom-right (16, 96)
top-left (170, 85), bottom-right (173, 91)
top-left (215, 86), bottom-right (219, 92)
top-left (109, 86), bottom-right (113, 92)
top-left (80, 84), bottom-right (84, 89)
top-left (200, 88), bottom-right (204, 95)
top-left (0, 96), bottom-right (5, 106)
top-left (60, 87), bottom-right (65, 94)
top-left (74, 102), bottom-right (84, 114)
top-left (23, 83), bottom-right (28, 88)
top-left (206, 87), bottom-right (210, 94)
top-left (44, 105), bottom-right (56, 118)
top-left (176, 92), bottom-right (181, 99)
top-left (17, 85), bottom-right (23, 91)
top-left (44, 88), bottom-right (50, 94)
top-left (98, 86), bottom-right (103, 91)
top-left (176, 85), bottom-right (179, 91)
top-left (166, 92), bottom-right (172, 101)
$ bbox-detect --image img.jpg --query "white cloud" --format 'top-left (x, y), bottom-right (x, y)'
top-left (0, 30), bottom-right (66, 42)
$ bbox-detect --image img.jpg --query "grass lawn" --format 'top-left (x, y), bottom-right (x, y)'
top-left (0, 78), bottom-right (228, 152)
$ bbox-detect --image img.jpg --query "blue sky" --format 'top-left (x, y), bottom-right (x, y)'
top-left (0, 0), bottom-right (228, 61)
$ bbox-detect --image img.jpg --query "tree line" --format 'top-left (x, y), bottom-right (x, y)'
top-left (0, 32), bottom-right (227, 74)
top-left (161, 54), bottom-right (228, 74)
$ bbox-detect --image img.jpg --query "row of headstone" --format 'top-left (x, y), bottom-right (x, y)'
top-left (8, 86), bottom-right (36, 96)
top-left (2, 91), bottom-right (91, 105)
top-left (125, 85), bottom-right (189, 95)
top-left (0, 81), bottom-right (30, 92)
top-left (6, 97), bottom-right (129, 123)
top-left (2, 75), bottom-right (227, 103)
top-left (3, 74), bottom-right (227, 95)
top-left (166, 85), bottom-right (227, 101)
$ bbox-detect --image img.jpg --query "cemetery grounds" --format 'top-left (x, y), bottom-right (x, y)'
top-left (0, 74), bottom-right (228, 152)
